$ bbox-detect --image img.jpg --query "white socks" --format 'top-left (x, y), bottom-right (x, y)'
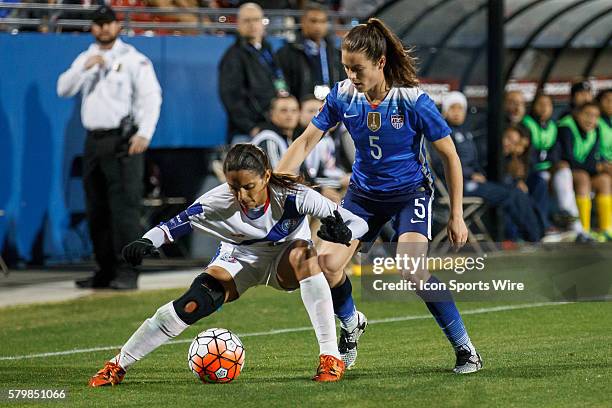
top-left (112, 302), bottom-right (189, 370)
top-left (110, 275), bottom-right (340, 369)
top-left (300, 273), bottom-right (341, 359)
top-left (552, 167), bottom-right (583, 232)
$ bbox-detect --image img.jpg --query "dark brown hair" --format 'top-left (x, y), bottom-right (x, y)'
top-left (596, 88), bottom-right (612, 103)
top-left (342, 18), bottom-right (418, 88)
top-left (573, 101), bottom-right (600, 114)
top-left (529, 91), bottom-right (552, 118)
top-left (223, 144), bottom-right (303, 190)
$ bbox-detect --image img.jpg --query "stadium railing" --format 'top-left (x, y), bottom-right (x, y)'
top-left (0, 3), bottom-right (360, 35)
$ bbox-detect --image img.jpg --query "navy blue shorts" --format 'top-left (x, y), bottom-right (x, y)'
top-left (341, 183), bottom-right (434, 244)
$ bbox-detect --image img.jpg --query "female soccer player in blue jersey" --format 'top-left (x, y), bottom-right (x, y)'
top-left (277, 18), bottom-right (482, 374)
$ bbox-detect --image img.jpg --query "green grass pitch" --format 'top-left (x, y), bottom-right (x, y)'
top-left (0, 277), bottom-right (610, 407)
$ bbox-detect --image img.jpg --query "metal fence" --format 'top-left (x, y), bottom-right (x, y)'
top-left (0, 3), bottom-right (361, 35)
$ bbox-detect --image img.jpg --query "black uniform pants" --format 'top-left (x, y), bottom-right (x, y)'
top-left (83, 129), bottom-right (143, 281)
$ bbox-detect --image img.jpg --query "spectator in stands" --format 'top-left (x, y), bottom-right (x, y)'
top-left (501, 125), bottom-right (552, 239)
top-left (559, 80), bottom-right (593, 120)
top-left (435, 91), bottom-right (543, 242)
top-left (520, 93), bottom-right (557, 230)
top-left (218, 2), bottom-right (289, 144)
top-left (147, 0), bottom-right (200, 34)
top-left (2, 0), bottom-right (92, 33)
top-left (522, 93), bottom-right (558, 177)
top-left (558, 102), bottom-right (611, 241)
top-left (596, 88), bottom-right (612, 171)
top-left (502, 126), bottom-right (530, 193)
top-left (57, 5), bottom-right (162, 289)
top-left (43, 0), bottom-right (102, 33)
top-left (504, 90), bottom-right (526, 127)
top-left (275, 3), bottom-right (345, 101)
top-left (251, 95), bottom-right (302, 167)
top-left (552, 82), bottom-right (597, 242)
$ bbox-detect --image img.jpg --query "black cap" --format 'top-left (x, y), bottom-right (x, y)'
top-left (92, 5), bottom-right (117, 25)
top-left (570, 81), bottom-right (592, 97)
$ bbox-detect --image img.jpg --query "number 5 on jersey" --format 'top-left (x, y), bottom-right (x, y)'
top-left (369, 136), bottom-right (382, 160)
top-left (410, 197), bottom-right (426, 223)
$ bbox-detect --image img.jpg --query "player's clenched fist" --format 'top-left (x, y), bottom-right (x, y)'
top-left (122, 238), bottom-right (159, 266)
top-left (317, 210), bottom-right (352, 246)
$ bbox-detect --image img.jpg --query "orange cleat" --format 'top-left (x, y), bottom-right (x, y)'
top-left (88, 361), bottom-right (126, 387)
top-left (312, 354), bottom-right (345, 382)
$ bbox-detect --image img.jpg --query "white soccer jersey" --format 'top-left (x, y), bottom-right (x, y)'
top-left (144, 183), bottom-right (368, 251)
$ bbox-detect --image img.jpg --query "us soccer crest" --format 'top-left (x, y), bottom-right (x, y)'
top-left (367, 112), bottom-right (381, 132)
top-left (390, 113), bottom-right (404, 129)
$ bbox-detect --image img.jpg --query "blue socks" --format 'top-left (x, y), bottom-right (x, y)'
top-left (330, 274), bottom-right (474, 353)
top-left (417, 276), bottom-right (473, 352)
top-left (330, 277), bottom-right (357, 330)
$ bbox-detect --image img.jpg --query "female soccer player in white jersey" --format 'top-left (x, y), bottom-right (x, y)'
top-left (277, 18), bottom-right (482, 374)
top-left (88, 144), bottom-right (368, 386)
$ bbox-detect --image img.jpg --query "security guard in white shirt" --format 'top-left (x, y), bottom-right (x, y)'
top-left (57, 5), bottom-right (162, 290)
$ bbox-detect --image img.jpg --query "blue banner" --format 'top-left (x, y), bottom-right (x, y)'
top-left (0, 33), bottom-right (284, 262)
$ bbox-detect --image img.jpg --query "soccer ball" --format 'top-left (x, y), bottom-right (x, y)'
top-left (188, 328), bottom-right (245, 383)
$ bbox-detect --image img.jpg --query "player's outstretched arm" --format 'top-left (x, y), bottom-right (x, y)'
top-left (431, 136), bottom-right (468, 248)
top-left (275, 123), bottom-right (325, 174)
top-left (123, 201), bottom-right (205, 265)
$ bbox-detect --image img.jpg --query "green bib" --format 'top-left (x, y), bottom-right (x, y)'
top-left (522, 115), bottom-right (557, 151)
top-left (597, 117), bottom-right (612, 161)
top-left (523, 115), bottom-right (557, 171)
top-left (558, 115), bottom-right (597, 164)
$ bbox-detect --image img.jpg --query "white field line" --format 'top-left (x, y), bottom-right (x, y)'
top-left (0, 302), bottom-right (567, 361)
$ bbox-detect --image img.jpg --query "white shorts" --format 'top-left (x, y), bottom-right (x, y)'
top-left (206, 240), bottom-right (311, 295)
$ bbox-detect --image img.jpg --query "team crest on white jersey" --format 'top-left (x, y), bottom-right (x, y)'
top-left (391, 113), bottom-right (404, 129)
top-left (280, 218), bottom-right (300, 233)
top-left (220, 253), bottom-right (237, 263)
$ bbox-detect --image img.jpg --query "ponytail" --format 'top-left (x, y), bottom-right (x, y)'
top-left (342, 18), bottom-right (418, 88)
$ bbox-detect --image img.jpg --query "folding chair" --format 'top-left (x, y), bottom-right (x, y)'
top-left (430, 169), bottom-right (497, 255)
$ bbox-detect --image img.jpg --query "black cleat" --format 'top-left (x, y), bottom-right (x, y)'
top-left (453, 348), bottom-right (483, 374)
top-left (338, 311), bottom-right (367, 369)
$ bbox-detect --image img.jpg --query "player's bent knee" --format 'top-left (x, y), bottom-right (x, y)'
top-left (288, 244), bottom-right (318, 279)
top-left (172, 273), bottom-right (225, 325)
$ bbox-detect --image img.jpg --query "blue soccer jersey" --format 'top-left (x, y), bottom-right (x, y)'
top-left (311, 79), bottom-right (450, 193)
